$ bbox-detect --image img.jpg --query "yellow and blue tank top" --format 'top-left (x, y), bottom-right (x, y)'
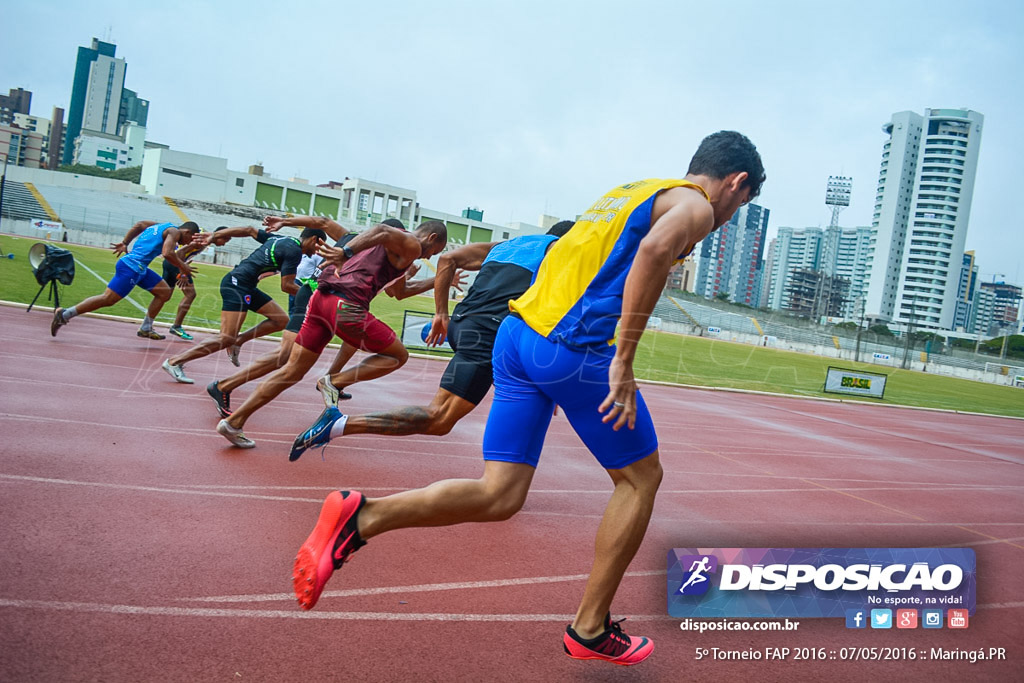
top-left (510, 178), bottom-right (708, 347)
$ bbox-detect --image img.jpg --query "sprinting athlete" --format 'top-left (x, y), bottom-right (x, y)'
top-left (288, 220), bottom-right (575, 461)
top-left (204, 217), bottom-right (389, 418)
top-left (289, 131), bottom-right (765, 667)
top-left (50, 220), bottom-right (202, 339)
top-left (161, 225), bottom-right (326, 384)
top-left (163, 226), bottom-right (229, 340)
top-left (214, 219), bottom-right (447, 448)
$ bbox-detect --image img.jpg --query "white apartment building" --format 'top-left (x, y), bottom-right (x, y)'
top-left (81, 53), bottom-right (126, 136)
top-left (73, 123), bottom-right (147, 170)
top-left (765, 225), bottom-right (871, 316)
top-left (864, 108), bottom-right (984, 330)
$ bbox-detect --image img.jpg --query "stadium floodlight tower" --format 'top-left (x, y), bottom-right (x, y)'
top-left (825, 175), bottom-right (852, 229)
top-left (816, 175), bottom-right (852, 321)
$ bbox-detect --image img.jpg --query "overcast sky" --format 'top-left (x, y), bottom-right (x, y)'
top-left (4, 0), bottom-right (1023, 283)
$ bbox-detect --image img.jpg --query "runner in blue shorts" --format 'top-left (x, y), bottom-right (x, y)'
top-left (50, 220), bottom-right (202, 339)
top-left (286, 131), bottom-right (766, 667)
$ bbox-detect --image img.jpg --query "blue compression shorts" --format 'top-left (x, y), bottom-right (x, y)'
top-left (107, 259), bottom-right (164, 298)
top-left (482, 315), bottom-right (658, 470)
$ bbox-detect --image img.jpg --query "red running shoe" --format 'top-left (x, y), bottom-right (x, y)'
top-left (563, 613), bottom-right (653, 665)
top-left (293, 490), bottom-right (366, 610)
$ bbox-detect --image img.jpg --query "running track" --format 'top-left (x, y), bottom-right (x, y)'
top-left (1, 305), bottom-right (1021, 682)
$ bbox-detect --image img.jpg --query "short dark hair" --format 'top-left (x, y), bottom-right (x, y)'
top-left (179, 221), bottom-right (200, 234)
top-left (414, 220), bottom-right (448, 243)
top-left (546, 220), bottom-right (575, 238)
top-left (687, 131), bottom-right (765, 200)
top-left (381, 218), bottom-right (406, 230)
top-left (299, 228), bottom-right (327, 242)
top-left (215, 225), bottom-right (230, 232)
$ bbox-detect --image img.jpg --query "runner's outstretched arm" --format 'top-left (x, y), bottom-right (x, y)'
top-left (263, 215), bottom-right (346, 241)
top-left (111, 219), bottom-right (158, 255)
top-left (318, 224), bottom-right (421, 270)
top-left (421, 241), bottom-right (494, 345)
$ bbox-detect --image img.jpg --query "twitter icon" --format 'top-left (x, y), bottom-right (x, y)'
top-left (870, 609), bottom-right (892, 629)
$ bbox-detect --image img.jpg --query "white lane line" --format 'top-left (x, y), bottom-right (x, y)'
top-left (0, 599), bottom-right (580, 621)
top-left (940, 536), bottom-right (1024, 548)
top-left (0, 412), bottom-right (484, 456)
top-left (0, 473), bottom-right (319, 503)
top-left (0, 598), bottom-right (1017, 621)
top-left (170, 475), bottom-right (1023, 489)
top-left (188, 570), bottom-right (665, 604)
top-left (5, 473), bottom-right (1019, 499)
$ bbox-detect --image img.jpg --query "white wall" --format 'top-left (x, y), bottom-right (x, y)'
top-left (141, 148), bottom-right (228, 201)
top-left (8, 165), bottom-right (143, 193)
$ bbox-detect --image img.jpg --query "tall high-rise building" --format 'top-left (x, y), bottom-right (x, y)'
top-left (695, 202), bottom-right (769, 305)
top-left (48, 107), bottom-right (65, 170)
top-left (977, 281), bottom-right (1022, 336)
top-left (0, 87), bottom-right (32, 126)
top-left (864, 108), bottom-right (984, 330)
top-left (953, 250), bottom-right (978, 331)
top-left (119, 88), bottom-right (149, 127)
top-left (765, 226), bottom-right (871, 316)
top-left (64, 39), bottom-right (119, 165)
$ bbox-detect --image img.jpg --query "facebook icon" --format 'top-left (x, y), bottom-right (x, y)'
top-left (845, 609), bottom-right (867, 629)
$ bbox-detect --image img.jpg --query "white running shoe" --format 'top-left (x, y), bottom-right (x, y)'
top-left (217, 419), bottom-right (255, 448)
top-left (316, 374), bottom-right (352, 407)
top-left (316, 374), bottom-right (339, 407)
top-left (162, 359), bottom-right (194, 384)
top-left (227, 345), bottom-right (241, 367)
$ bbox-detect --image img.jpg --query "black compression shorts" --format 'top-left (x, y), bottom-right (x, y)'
top-left (439, 316), bottom-right (500, 405)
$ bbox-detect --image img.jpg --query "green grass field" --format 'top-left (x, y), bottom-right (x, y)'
top-left (2, 235), bottom-right (1022, 418)
top-left (0, 235), bottom-right (437, 335)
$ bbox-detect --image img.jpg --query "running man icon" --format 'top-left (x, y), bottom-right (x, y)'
top-left (679, 556), bottom-right (713, 594)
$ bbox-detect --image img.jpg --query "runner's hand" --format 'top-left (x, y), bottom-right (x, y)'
top-left (192, 232), bottom-right (213, 248)
top-left (451, 269), bottom-right (468, 292)
top-left (262, 216), bottom-right (287, 232)
top-left (318, 243), bottom-right (348, 267)
top-left (598, 356), bottom-right (638, 431)
top-left (111, 241), bottom-right (127, 257)
top-left (425, 313), bottom-right (449, 347)
top-left (179, 262), bottom-right (197, 279)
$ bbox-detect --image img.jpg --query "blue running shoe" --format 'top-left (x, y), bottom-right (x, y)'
top-left (290, 406), bottom-right (342, 462)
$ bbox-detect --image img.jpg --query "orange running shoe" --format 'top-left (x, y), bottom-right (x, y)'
top-left (293, 490), bottom-right (366, 610)
top-left (563, 613), bottom-right (654, 665)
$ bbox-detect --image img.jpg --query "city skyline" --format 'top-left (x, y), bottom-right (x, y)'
top-left (2, 1), bottom-right (1022, 285)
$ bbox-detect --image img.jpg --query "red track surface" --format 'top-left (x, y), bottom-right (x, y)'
top-left (1, 305), bottom-right (1022, 682)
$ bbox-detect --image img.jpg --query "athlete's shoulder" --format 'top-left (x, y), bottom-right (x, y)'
top-left (654, 185), bottom-right (713, 225)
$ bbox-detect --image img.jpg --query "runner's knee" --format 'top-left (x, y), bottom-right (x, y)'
top-left (482, 492), bottom-right (525, 521)
top-left (616, 451), bottom-right (663, 494)
top-left (391, 345), bottom-right (409, 365)
top-left (479, 478), bottom-right (529, 521)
